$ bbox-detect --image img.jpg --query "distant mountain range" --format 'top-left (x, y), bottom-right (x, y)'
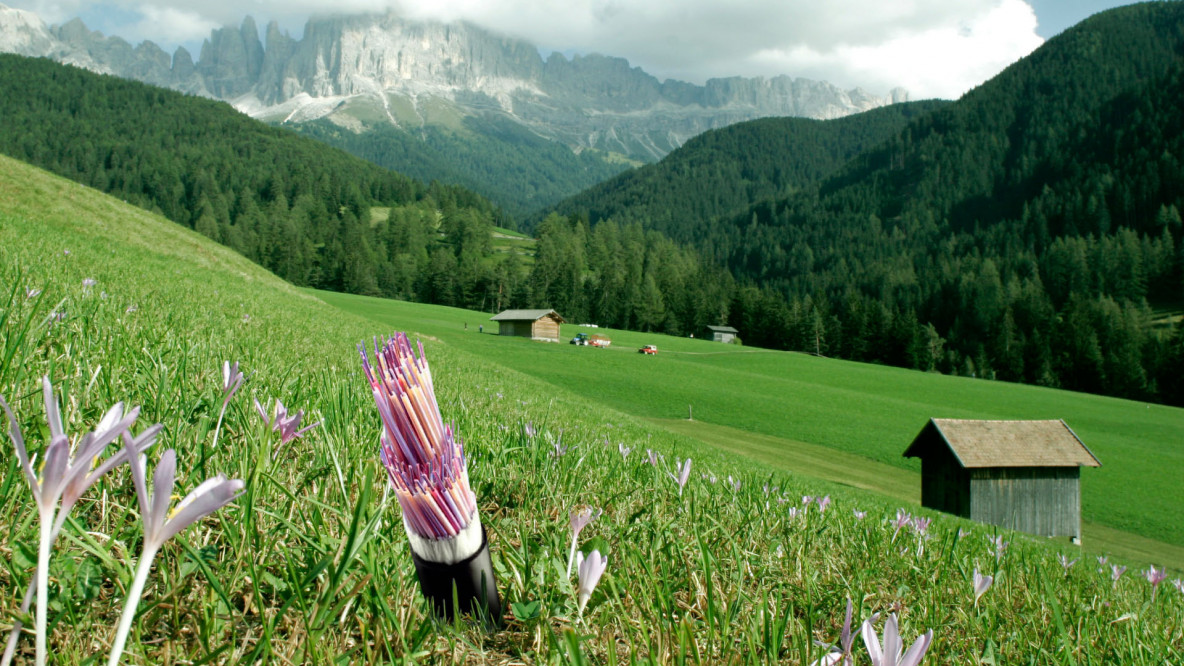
top-left (0, 5), bottom-right (906, 161)
top-left (0, 4), bottom-right (907, 215)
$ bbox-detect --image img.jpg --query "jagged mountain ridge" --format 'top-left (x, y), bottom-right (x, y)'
top-left (0, 4), bottom-right (907, 162)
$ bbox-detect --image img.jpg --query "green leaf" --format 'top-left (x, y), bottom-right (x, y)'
top-left (511, 599), bottom-right (541, 621)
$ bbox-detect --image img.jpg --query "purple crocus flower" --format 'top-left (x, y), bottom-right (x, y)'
top-left (1172, 579), bottom-right (1184, 596)
top-left (575, 549), bottom-right (608, 618)
top-left (645, 448), bottom-right (659, 465)
top-left (813, 598), bottom-right (860, 666)
top-left (551, 436), bottom-right (568, 458)
top-left (0, 378), bottom-right (144, 666)
top-left (912, 517), bottom-right (930, 537)
top-left (861, 613), bottom-right (932, 666)
top-left (668, 458), bottom-right (692, 495)
top-left (619, 442), bottom-right (632, 459)
top-left (728, 475), bottom-right (740, 492)
top-left (818, 495), bottom-right (832, 513)
top-left (567, 507), bottom-right (602, 576)
top-left (987, 535), bottom-right (1008, 559)
top-left (973, 568), bottom-right (993, 606)
top-left (1057, 554), bottom-right (1078, 573)
top-left (125, 304), bottom-right (138, 314)
top-left (1096, 555), bottom-right (1108, 572)
top-left (787, 506), bottom-right (799, 521)
top-left (210, 362), bottom-right (244, 450)
top-left (1144, 565), bottom-right (1168, 600)
top-left (25, 287), bottom-right (41, 299)
top-left (254, 397), bottom-right (320, 446)
top-left (108, 444), bottom-right (242, 666)
top-left (81, 278), bottom-right (96, 289)
top-left (803, 495), bottom-right (814, 507)
top-left (1111, 564), bottom-right (1127, 586)
top-left (892, 509), bottom-right (913, 539)
top-left (853, 509), bottom-right (867, 521)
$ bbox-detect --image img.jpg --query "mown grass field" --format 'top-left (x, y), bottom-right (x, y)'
top-left (309, 292), bottom-right (1184, 562)
top-left (1, 154), bottom-right (1182, 663)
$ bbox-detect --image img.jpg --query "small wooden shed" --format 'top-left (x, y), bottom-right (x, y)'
top-left (706, 325), bottom-right (739, 343)
top-left (490, 309), bottom-right (565, 342)
top-left (902, 419), bottom-right (1101, 541)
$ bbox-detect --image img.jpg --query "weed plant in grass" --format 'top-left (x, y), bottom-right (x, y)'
top-left (0, 156), bottom-right (1182, 662)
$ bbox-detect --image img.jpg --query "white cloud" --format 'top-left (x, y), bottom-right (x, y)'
top-left (124, 5), bottom-right (219, 45)
top-left (4, 0), bottom-right (1045, 98)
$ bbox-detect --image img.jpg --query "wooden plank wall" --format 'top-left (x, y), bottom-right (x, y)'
top-left (533, 316), bottom-right (561, 341)
top-left (969, 467), bottom-right (1081, 538)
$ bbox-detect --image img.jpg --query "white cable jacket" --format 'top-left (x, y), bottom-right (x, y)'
top-left (403, 511), bottom-right (483, 565)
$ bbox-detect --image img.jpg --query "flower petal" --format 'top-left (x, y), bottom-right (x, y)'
top-left (148, 449), bottom-right (178, 542)
top-left (158, 477), bottom-right (244, 544)
top-left (900, 630), bottom-right (933, 666)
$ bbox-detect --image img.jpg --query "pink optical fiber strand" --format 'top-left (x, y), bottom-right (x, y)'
top-left (362, 334), bottom-right (477, 539)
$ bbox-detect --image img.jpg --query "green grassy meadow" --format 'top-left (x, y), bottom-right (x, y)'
top-left (1, 153), bottom-right (1182, 663)
top-left (309, 291), bottom-right (1184, 562)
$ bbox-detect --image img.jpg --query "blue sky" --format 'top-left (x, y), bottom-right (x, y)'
top-left (4, 0), bottom-right (1144, 99)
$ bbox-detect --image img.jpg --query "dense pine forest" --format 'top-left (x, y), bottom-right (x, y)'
top-left (292, 115), bottom-right (630, 220)
top-left (548, 100), bottom-right (950, 242)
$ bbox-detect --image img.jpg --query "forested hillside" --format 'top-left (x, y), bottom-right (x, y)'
top-left (549, 100), bottom-right (949, 243)
top-left (0, 54), bottom-right (521, 309)
top-left (292, 115), bottom-right (631, 220)
top-left (533, 3), bottom-right (1184, 405)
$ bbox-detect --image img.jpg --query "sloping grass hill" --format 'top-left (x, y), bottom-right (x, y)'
top-left (1, 153), bottom-right (1181, 663)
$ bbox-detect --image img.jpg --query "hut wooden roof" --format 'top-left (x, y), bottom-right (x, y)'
top-left (903, 419), bottom-right (1101, 468)
top-left (707, 325), bottom-right (739, 333)
top-left (489, 309), bottom-right (566, 323)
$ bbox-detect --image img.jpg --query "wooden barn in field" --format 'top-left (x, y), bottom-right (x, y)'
top-left (902, 419), bottom-right (1101, 542)
top-left (706, 325), bottom-right (739, 343)
top-left (490, 309), bottom-right (565, 342)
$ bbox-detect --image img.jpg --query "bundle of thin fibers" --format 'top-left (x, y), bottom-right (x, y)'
top-left (360, 333), bottom-right (501, 623)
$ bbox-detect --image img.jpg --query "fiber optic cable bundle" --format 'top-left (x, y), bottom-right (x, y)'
top-left (360, 333), bottom-right (501, 624)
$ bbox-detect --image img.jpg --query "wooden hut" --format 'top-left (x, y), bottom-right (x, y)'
top-left (706, 325), bottom-right (739, 343)
top-left (490, 309), bottom-right (565, 342)
top-left (902, 419), bottom-right (1101, 541)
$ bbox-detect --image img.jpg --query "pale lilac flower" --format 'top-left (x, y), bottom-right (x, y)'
top-left (81, 278), bottom-right (96, 289)
top-left (853, 509), bottom-right (867, 521)
top-left (241, 313), bottom-right (251, 322)
top-left (62, 249), bottom-right (69, 256)
top-left (957, 528), bottom-right (971, 539)
top-left (1096, 555), bottom-right (1108, 572)
top-left (861, 613), bottom-right (932, 666)
top-left (125, 304), bottom-right (137, 314)
top-left (813, 599), bottom-right (858, 666)
top-left (787, 507), bottom-right (799, 521)
top-left (567, 507), bottom-right (602, 576)
top-left (575, 549), bottom-right (608, 618)
top-left (25, 287), bottom-right (41, 299)
top-left (973, 568), bottom-right (993, 606)
top-left (645, 448), bottom-right (659, 465)
top-left (523, 421), bottom-right (536, 438)
top-left (254, 397), bottom-right (320, 446)
top-left (1057, 554), bottom-right (1078, 573)
top-left (728, 475), bottom-right (740, 492)
top-left (100, 291), bottom-right (108, 300)
top-left (108, 445), bottom-right (242, 666)
top-left (818, 495), bottom-right (831, 513)
top-left (619, 442), bottom-right (632, 459)
top-left (763, 483), bottom-right (771, 496)
top-left (209, 362), bottom-right (244, 450)
top-left (803, 495), bottom-right (814, 507)
top-left (912, 517), bottom-right (930, 537)
top-left (50, 310), bottom-right (66, 323)
top-left (1111, 564), bottom-right (1127, 586)
top-left (1172, 579), bottom-right (1184, 596)
top-left (987, 535), bottom-right (1008, 559)
top-left (551, 436), bottom-right (568, 458)
top-left (668, 458), bottom-right (691, 495)
top-left (1144, 565), bottom-right (1168, 600)
top-left (0, 378), bottom-right (144, 666)
top-left (892, 509), bottom-right (913, 539)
